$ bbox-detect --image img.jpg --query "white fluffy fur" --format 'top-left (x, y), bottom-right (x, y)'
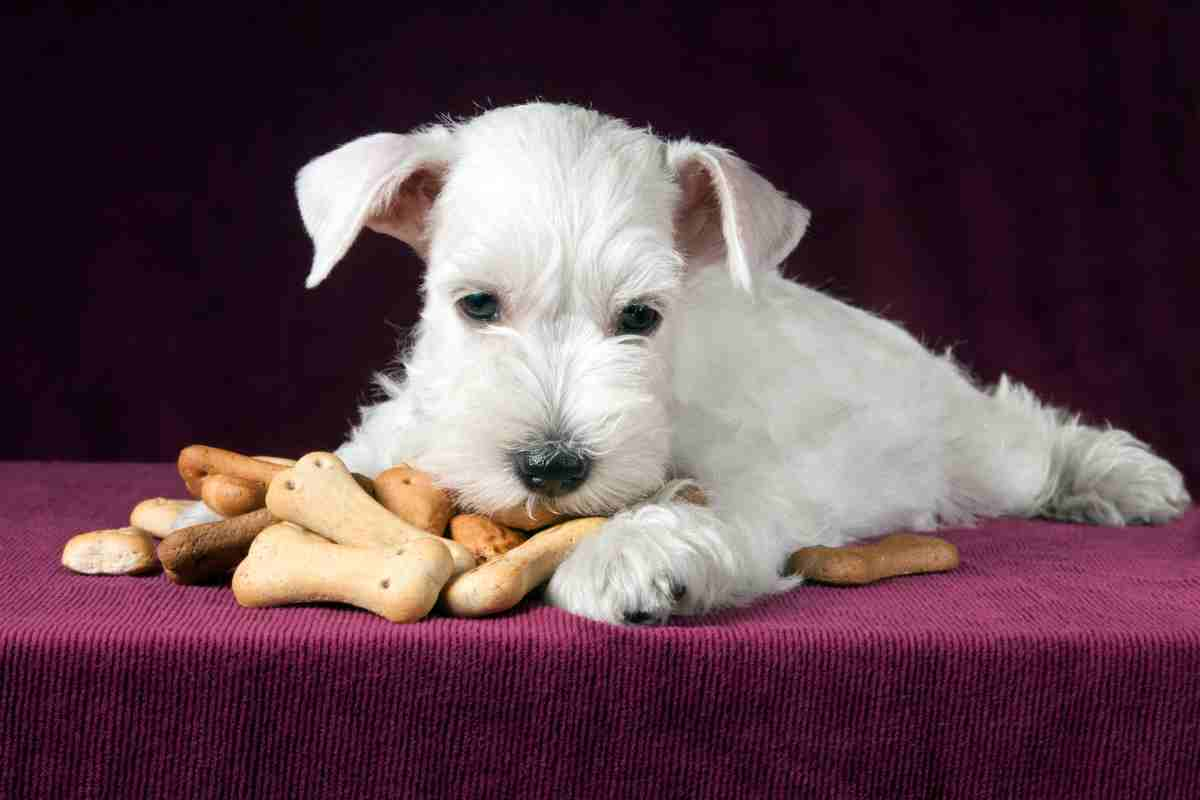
top-left (175, 102), bottom-right (1191, 624)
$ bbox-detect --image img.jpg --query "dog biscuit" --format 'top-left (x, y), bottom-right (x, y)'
top-left (449, 514), bottom-right (528, 562)
top-left (129, 497), bottom-right (193, 538)
top-left (199, 473), bottom-right (266, 517)
top-left (373, 465), bottom-right (454, 536)
top-left (488, 502), bottom-right (568, 532)
top-left (62, 528), bottom-right (159, 575)
top-left (177, 445), bottom-right (287, 497)
top-left (441, 516), bottom-right (606, 617)
top-left (232, 522), bottom-right (453, 623)
top-left (158, 507), bottom-right (277, 584)
top-left (252, 456), bottom-right (297, 467)
top-left (787, 533), bottom-right (960, 585)
top-left (266, 452), bottom-right (476, 574)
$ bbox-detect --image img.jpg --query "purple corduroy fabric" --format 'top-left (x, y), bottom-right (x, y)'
top-left (2, 462), bottom-right (1198, 799)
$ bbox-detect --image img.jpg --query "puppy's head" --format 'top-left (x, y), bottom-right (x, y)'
top-left (296, 103), bottom-right (809, 515)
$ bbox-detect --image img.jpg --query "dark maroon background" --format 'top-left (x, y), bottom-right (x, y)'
top-left (7, 3), bottom-right (1198, 485)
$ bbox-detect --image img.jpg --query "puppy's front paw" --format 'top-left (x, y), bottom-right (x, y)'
top-left (620, 579), bottom-right (688, 625)
top-left (543, 503), bottom-right (739, 625)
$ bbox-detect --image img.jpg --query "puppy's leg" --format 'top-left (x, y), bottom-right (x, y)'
top-left (544, 481), bottom-right (793, 624)
top-left (945, 375), bottom-right (1190, 525)
top-left (333, 390), bottom-right (422, 478)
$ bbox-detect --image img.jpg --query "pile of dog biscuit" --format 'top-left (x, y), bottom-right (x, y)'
top-left (61, 445), bottom-right (961, 623)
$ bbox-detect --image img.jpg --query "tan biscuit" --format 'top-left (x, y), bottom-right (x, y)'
top-left (158, 507), bottom-right (277, 584)
top-left (177, 445), bottom-right (287, 497)
top-left (232, 522), bottom-right (453, 623)
top-left (62, 528), bottom-right (159, 575)
top-left (374, 465), bottom-right (454, 536)
top-left (441, 517), bottom-right (607, 617)
top-left (787, 533), bottom-right (960, 585)
top-left (266, 452), bottom-right (476, 574)
top-left (129, 497), bottom-right (193, 538)
top-left (449, 515), bottom-right (528, 562)
top-left (488, 502), bottom-right (568, 532)
top-left (200, 474), bottom-right (266, 517)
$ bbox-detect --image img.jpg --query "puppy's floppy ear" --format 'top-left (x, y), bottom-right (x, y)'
top-left (295, 127), bottom-right (454, 288)
top-left (667, 139), bottom-right (810, 293)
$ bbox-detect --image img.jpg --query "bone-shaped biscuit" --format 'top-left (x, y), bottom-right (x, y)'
top-left (441, 516), bottom-right (606, 617)
top-left (177, 445), bottom-right (288, 497)
top-left (787, 533), bottom-right (960, 585)
top-left (266, 452), bottom-right (477, 574)
top-left (178, 448), bottom-right (308, 516)
top-left (232, 523), bottom-right (453, 623)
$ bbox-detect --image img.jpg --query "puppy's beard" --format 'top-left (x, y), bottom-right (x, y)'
top-left (403, 323), bottom-right (673, 515)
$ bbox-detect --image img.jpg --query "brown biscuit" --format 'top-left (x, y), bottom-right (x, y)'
top-left (488, 503), bottom-right (567, 532)
top-left (787, 533), bottom-right (960, 585)
top-left (158, 507), bottom-right (277, 584)
top-left (200, 474), bottom-right (266, 517)
top-left (449, 514), bottom-right (528, 562)
top-left (177, 445), bottom-right (289, 497)
top-left (374, 465), bottom-right (454, 536)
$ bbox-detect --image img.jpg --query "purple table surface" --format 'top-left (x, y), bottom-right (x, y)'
top-left (2, 462), bottom-right (1198, 799)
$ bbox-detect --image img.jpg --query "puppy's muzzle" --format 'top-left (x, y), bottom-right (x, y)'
top-left (513, 444), bottom-right (591, 497)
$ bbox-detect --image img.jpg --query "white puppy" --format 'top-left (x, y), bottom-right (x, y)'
top-left (179, 102), bottom-right (1190, 624)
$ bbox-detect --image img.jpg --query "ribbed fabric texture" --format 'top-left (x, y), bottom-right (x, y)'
top-left (2, 462), bottom-right (1197, 799)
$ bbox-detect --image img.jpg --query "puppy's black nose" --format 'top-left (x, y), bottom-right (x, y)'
top-left (514, 446), bottom-right (591, 496)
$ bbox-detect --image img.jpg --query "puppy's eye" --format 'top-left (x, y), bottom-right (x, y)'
top-left (458, 292), bottom-right (500, 322)
top-left (616, 304), bottom-right (661, 335)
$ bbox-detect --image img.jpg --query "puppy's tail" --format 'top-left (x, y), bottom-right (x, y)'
top-left (945, 375), bottom-right (1190, 526)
